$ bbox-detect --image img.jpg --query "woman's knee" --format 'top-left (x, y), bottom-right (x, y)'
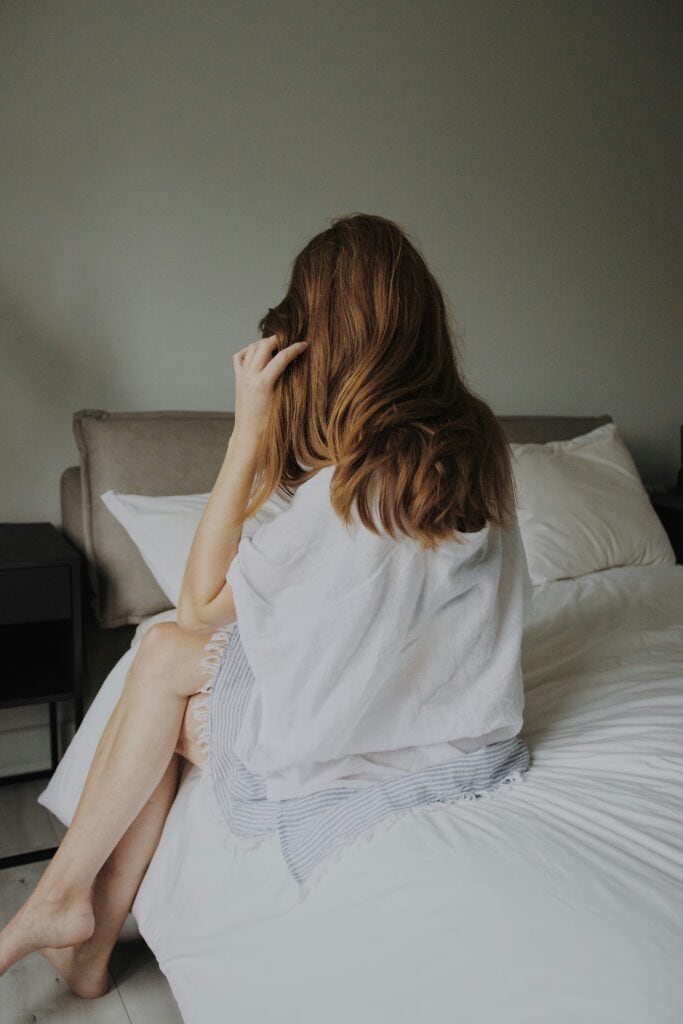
top-left (130, 620), bottom-right (213, 697)
top-left (134, 622), bottom-right (182, 674)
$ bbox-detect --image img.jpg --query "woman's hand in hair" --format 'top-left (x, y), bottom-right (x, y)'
top-left (232, 333), bottom-right (308, 444)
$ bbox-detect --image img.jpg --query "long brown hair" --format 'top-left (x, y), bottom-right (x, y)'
top-left (237, 212), bottom-right (518, 551)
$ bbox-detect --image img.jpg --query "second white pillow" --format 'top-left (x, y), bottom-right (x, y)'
top-left (511, 421), bottom-right (675, 584)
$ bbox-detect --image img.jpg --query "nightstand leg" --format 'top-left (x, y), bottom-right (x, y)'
top-left (49, 702), bottom-right (59, 772)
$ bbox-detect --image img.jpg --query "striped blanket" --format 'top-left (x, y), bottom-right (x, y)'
top-left (192, 623), bottom-right (531, 894)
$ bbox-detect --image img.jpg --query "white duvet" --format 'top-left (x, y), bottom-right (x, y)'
top-left (38, 563), bottom-right (683, 1024)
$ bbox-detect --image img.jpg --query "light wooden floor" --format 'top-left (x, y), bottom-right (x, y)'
top-left (0, 778), bottom-right (184, 1023)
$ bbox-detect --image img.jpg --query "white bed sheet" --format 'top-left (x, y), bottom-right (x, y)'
top-left (38, 563), bottom-right (683, 1023)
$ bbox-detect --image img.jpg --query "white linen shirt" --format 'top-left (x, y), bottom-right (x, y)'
top-left (226, 465), bottom-right (532, 801)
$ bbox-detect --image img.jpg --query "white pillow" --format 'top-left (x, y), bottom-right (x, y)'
top-left (511, 421), bottom-right (675, 584)
top-left (100, 489), bottom-right (293, 606)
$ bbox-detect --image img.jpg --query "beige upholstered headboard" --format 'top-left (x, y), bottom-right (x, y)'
top-left (60, 409), bottom-right (612, 704)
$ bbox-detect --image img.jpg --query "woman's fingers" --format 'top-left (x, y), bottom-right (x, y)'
top-left (234, 335), bottom-right (308, 384)
top-left (235, 334), bottom-right (280, 373)
top-left (231, 334), bottom-right (309, 441)
top-left (260, 339), bottom-right (309, 385)
top-left (251, 334), bottom-right (283, 371)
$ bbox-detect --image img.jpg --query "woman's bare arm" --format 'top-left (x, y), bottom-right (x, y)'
top-left (176, 334), bottom-right (309, 632)
top-left (176, 431), bottom-right (260, 631)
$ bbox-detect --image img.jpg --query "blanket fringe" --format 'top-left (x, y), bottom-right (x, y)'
top-left (295, 766), bottom-right (529, 901)
top-left (190, 623), bottom-right (267, 863)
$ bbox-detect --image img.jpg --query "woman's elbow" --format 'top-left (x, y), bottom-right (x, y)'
top-left (177, 590), bottom-right (237, 632)
top-left (176, 603), bottom-right (211, 632)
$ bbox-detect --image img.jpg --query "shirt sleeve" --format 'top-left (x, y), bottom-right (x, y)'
top-left (511, 515), bottom-right (533, 625)
top-left (225, 508), bottom-right (304, 642)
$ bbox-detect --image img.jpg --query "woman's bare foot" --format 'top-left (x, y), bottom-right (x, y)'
top-left (0, 892), bottom-right (95, 977)
top-left (38, 940), bottom-right (113, 999)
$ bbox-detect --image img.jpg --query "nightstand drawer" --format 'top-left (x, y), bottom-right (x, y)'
top-left (0, 565), bottom-right (72, 623)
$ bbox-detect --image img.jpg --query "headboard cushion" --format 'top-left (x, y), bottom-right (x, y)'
top-left (65, 409), bottom-right (612, 629)
top-left (497, 414), bottom-right (612, 445)
top-left (73, 409), bottom-right (236, 628)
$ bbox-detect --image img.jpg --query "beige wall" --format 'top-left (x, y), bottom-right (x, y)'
top-left (1, 0), bottom-right (681, 524)
top-left (0, 0), bottom-right (681, 775)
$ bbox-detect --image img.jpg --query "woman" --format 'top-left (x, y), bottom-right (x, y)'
top-left (0, 212), bottom-right (528, 996)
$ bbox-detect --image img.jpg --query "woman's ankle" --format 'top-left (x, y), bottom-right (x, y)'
top-left (32, 872), bottom-right (93, 908)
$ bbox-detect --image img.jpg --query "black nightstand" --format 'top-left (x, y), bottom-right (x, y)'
top-left (0, 523), bottom-right (85, 868)
top-left (645, 487), bottom-right (683, 564)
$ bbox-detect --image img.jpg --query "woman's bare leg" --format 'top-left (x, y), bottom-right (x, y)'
top-left (38, 693), bottom-right (207, 999)
top-left (0, 622), bottom-right (228, 978)
top-left (37, 752), bottom-right (183, 998)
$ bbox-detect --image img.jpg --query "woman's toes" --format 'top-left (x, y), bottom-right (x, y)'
top-left (0, 894), bottom-right (95, 977)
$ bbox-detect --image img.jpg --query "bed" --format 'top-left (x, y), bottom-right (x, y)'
top-left (37, 410), bottom-right (683, 1023)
